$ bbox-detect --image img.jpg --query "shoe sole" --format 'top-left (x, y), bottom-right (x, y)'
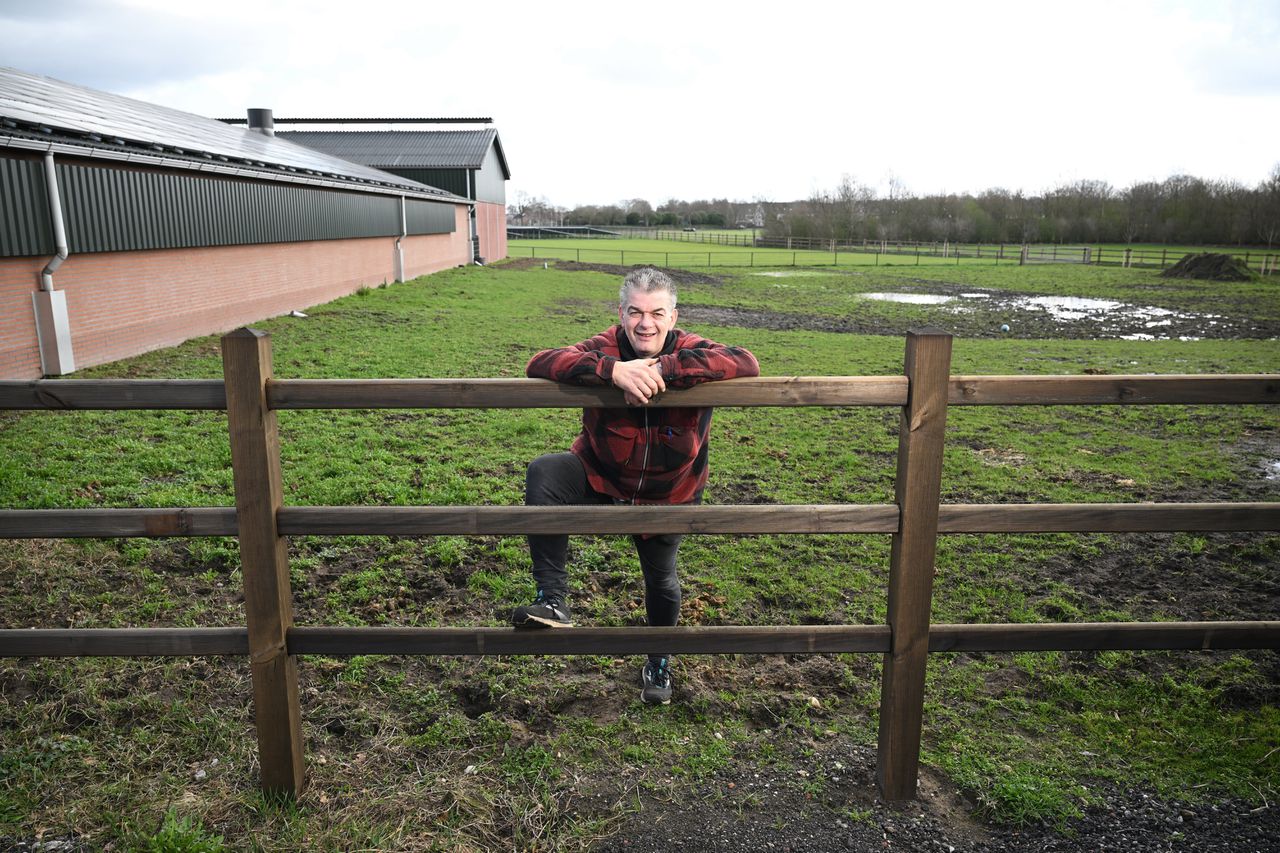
top-left (513, 614), bottom-right (573, 629)
top-left (641, 691), bottom-right (671, 706)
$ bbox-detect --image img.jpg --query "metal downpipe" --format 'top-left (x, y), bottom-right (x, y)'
top-left (394, 195), bottom-right (406, 283)
top-left (40, 151), bottom-right (69, 291)
top-left (32, 151), bottom-right (76, 374)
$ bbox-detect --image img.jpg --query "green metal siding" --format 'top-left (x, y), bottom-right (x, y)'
top-left (0, 157), bottom-right (457, 258)
top-left (406, 198), bottom-right (457, 233)
top-left (0, 156), bottom-right (54, 257)
top-left (385, 168), bottom-right (470, 198)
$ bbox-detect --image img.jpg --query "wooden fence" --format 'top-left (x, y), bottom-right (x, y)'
top-left (1, 328), bottom-right (1278, 801)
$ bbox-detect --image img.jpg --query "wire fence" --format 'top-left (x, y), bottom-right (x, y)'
top-left (508, 230), bottom-right (1280, 274)
top-left (509, 243), bottom-right (1030, 269)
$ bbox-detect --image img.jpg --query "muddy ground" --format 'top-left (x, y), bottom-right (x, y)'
top-left (502, 259), bottom-right (1280, 340)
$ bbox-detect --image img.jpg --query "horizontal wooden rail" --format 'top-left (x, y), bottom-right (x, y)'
top-left (0, 508), bottom-right (238, 538)
top-left (928, 621), bottom-right (1280, 652)
top-left (0, 380), bottom-right (226, 410)
top-left (0, 628), bottom-right (248, 657)
top-left (6, 621), bottom-right (1276, 658)
top-left (266, 377), bottom-right (909, 408)
top-left (288, 625), bottom-right (891, 655)
top-left (936, 502), bottom-right (1280, 533)
top-left (4, 502), bottom-right (1276, 539)
top-left (4, 375), bottom-right (1275, 411)
top-left (950, 374), bottom-right (1279, 406)
top-left (276, 505), bottom-right (901, 535)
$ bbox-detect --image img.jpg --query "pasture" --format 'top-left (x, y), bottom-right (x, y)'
top-left (1, 250), bottom-right (1277, 850)
top-left (509, 235), bottom-right (1280, 275)
top-left (507, 236), bottom-right (1012, 268)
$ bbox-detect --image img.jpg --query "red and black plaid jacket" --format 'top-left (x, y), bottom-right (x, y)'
top-left (526, 326), bottom-right (759, 504)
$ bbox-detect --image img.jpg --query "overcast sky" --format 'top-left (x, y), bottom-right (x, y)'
top-left (4, 0), bottom-right (1278, 207)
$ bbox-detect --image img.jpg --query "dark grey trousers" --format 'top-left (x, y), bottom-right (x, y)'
top-left (526, 452), bottom-right (689, 661)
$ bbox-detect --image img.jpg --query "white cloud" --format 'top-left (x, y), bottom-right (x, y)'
top-left (4, 0), bottom-right (1277, 205)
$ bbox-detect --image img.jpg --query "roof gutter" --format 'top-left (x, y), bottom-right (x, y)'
top-left (0, 134), bottom-right (471, 205)
top-left (33, 151), bottom-right (76, 374)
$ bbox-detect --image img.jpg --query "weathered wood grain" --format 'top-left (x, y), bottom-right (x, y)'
top-left (223, 328), bottom-right (305, 797)
top-left (937, 502), bottom-right (1280, 533)
top-left (878, 329), bottom-right (952, 801)
top-left (0, 380), bottom-right (226, 409)
top-left (0, 628), bottom-right (248, 657)
top-left (929, 621), bottom-right (1280, 652)
top-left (277, 505), bottom-right (901, 536)
top-left (266, 376), bottom-right (909, 409)
top-left (287, 625), bottom-right (891, 656)
top-left (950, 374), bottom-right (1279, 406)
top-left (0, 508), bottom-right (238, 538)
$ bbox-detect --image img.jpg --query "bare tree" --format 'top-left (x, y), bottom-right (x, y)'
top-left (1257, 164), bottom-right (1280, 248)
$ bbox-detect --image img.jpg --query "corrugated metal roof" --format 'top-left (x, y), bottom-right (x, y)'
top-left (0, 67), bottom-right (465, 200)
top-left (278, 129), bottom-right (510, 177)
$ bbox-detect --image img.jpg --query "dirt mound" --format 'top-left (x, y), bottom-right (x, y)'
top-left (1161, 253), bottom-right (1255, 281)
top-left (493, 256), bottom-right (549, 270)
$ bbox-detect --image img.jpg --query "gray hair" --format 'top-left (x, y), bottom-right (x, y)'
top-left (620, 267), bottom-right (677, 309)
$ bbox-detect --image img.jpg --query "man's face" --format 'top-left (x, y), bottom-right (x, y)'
top-left (619, 288), bottom-right (677, 358)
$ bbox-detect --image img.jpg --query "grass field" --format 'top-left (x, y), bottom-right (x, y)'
top-left (508, 237), bottom-right (1016, 268)
top-left (1, 249), bottom-right (1277, 850)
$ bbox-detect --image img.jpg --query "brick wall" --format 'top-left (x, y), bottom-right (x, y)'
top-left (0, 206), bottom-right (469, 379)
top-left (475, 201), bottom-right (508, 263)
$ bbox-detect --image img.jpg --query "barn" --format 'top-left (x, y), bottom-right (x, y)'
top-left (0, 67), bottom-right (476, 380)
top-left (273, 123), bottom-right (510, 265)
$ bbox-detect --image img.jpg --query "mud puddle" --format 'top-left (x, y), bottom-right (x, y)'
top-left (857, 291), bottom-right (1237, 340)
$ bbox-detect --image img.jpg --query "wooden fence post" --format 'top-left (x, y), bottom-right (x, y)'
top-left (877, 328), bottom-right (953, 800)
top-left (222, 327), bottom-right (305, 797)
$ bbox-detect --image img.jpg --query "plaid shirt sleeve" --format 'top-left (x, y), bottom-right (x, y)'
top-left (525, 329), bottom-right (620, 384)
top-left (654, 333), bottom-right (760, 388)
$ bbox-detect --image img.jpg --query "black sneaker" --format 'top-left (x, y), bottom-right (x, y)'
top-left (511, 591), bottom-right (572, 629)
top-left (641, 657), bottom-right (672, 705)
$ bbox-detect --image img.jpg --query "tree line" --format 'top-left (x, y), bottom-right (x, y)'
top-left (509, 166), bottom-right (1280, 247)
top-left (508, 195), bottom-right (749, 229)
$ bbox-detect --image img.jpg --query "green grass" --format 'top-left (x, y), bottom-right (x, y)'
top-left (509, 237), bottom-right (1016, 268)
top-left (1, 247), bottom-right (1277, 846)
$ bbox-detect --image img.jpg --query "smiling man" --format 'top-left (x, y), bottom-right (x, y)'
top-left (514, 267), bottom-right (759, 704)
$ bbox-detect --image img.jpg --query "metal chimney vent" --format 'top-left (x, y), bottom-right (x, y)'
top-left (246, 108), bottom-right (275, 136)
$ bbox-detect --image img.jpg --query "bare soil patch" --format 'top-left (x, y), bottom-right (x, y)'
top-left (518, 262), bottom-right (1277, 338)
top-left (685, 294), bottom-right (1280, 340)
top-left (593, 767), bottom-right (1280, 852)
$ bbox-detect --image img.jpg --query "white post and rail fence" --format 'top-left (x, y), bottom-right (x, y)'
top-left (1, 328), bottom-right (1278, 801)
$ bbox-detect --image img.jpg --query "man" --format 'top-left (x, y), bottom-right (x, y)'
top-left (513, 267), bottom-right (759, 705)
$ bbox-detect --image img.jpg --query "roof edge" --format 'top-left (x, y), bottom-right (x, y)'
top-left (0, 134), bottom-right (473, 204)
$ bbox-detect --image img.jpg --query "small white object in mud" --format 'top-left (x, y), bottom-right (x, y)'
top-left (1000, 323), bottom-right (1010, 332)
top-left (288, 310), bottom-right (307, 318)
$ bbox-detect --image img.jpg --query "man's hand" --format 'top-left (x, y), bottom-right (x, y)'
top-left (611, 358), bottom-right (666, 406)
